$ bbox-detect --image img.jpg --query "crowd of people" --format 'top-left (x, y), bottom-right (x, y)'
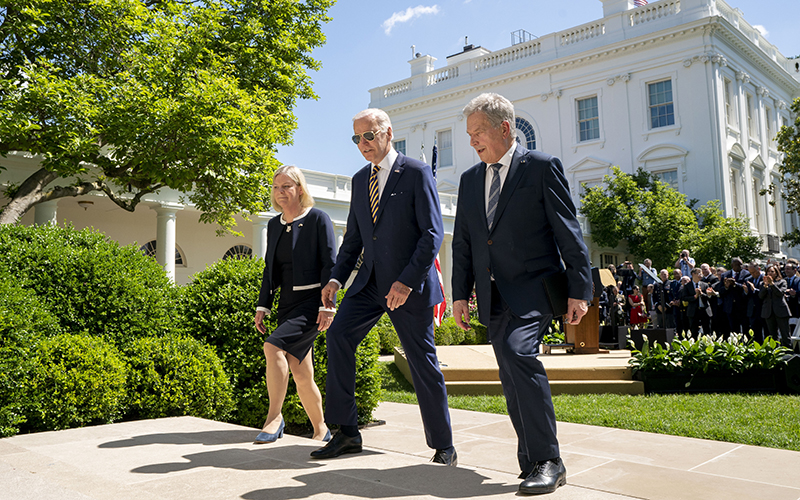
top-left (599, 249), bottom-right (799, 348)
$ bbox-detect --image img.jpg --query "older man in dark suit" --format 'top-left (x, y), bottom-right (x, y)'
top-left (451, 93), bottom-right (591, 495)
top-left (720, 257), bottom-right (751, 335)
top-left (310, 108), bottom-right (456, 466)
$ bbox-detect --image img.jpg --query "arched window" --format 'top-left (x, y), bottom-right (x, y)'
top-left (515, 117), bottom-right (536, 150)
top-left (223, 244), bottom-right (253, 260)
top-left (139, 240), bottom-right (185, 266)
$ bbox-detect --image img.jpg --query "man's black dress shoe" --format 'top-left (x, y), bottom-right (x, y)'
top-left (519, 458), bottom-right (566, 495)
top-left (309, 431), bottom-right (362, 459)
top-left (430, 447), bottom-right (458, 466)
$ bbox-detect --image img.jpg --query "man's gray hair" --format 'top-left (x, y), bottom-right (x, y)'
top-left (462, 93), bottom-right (517, 139)
top-left (353, 108), bottom-right (392, 131)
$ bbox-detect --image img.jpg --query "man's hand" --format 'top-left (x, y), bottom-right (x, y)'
top-left (316, 310), bottom-right (334, 331)
top-left (453, 299), bottom-right (471, 331)
top-left (321, 281), bottom-right (340, 310)
top-left (386, 281), bottom-right (412, 311)
top-left (254, 310), bottom-right (267, 334)
top-left (565, 298), bottom-right (588, 325)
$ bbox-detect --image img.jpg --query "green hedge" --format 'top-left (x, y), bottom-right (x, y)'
top-left (181, 259), bottom-right (382, 429)
top-left (0, 225), bottom-right (232, 437)
top-left (0, 224), bottom-right (181, 344)
top-left (123, 334), bottom-right (235, 421)
top-left (376, 315), bottom-right (488, 355)
top-left (20, 333), bottom-right (128, 432)
top-left (0, 273), bottom-right (63, 436)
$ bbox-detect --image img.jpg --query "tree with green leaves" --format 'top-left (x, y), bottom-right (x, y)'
top-left (580, 166), bottom-right (696, 270)
top-left (691, 200), bottom-right (762, 268)
top-left (0, 0), bottom-right (333, 231)
top-left (581, 167), bottom-right (762, 270)
top-left (771, 97), bottom-right (800, 247)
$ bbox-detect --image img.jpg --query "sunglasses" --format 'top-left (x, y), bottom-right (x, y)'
top-left (351, 130), bottom-right (383, 144)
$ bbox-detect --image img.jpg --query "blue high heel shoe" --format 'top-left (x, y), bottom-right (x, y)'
top-left (254, 418), bottom-right (284, 444)
top-left (322, 429), bottom-right (331, 442)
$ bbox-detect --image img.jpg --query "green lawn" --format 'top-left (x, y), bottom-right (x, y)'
top-left (379, 362), bottom-right (800, 452)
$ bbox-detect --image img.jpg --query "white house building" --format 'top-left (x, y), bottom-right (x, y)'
top-left (2, 0), bottom-right (799, 297)
top-left (370, 0), bottom-right (800, 271)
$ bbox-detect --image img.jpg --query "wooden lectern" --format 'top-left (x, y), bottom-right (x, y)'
top-left (565, 297), bottom-right (602, 354)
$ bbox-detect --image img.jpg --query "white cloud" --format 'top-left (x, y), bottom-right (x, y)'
top-left (382, 5), bottom-right (440, 35)
top-left (753, 24), bottom-right (769, 38)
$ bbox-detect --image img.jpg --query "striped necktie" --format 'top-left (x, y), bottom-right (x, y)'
top-left (486, 163), bottom-right (502, 230)
top-left (369, 164), bottom-right (380, 223)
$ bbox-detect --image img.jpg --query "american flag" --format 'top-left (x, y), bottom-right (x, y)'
top-left (634, 0), bottom-right (648, 6)
top-left (430, 140), bottom-right (447, 327)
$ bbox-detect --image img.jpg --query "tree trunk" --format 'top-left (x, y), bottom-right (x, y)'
top-left (0, 168), bottom-right (60, 224)
top-left (0, 168), bottom-right (159, 224)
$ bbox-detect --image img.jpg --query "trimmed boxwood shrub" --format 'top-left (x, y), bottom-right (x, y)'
top-left (374, 314), bottom-right (401, 354)
top-left (123, 334), bottom-right (235, 421)
top-left (20, 333), bottom-right (128, 432)
top-left (376, 314), bottom-right (488, 355)
top-left (180, 258), bottom-right (270, 398)
top-left (0, 273), bottom-right (63, 437)
top-left (181, 258), bottom-right (382, 429)
top-left (0, 224), bottom-right (181, 344)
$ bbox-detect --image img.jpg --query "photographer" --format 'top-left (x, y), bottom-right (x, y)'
top-left (674, 249), bottom-right (695, 278)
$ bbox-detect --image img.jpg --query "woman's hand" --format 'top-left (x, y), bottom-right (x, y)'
top-left (254, 310), bottom-right (267, 334)
top-left (317, 310), bottom-right (334, 331)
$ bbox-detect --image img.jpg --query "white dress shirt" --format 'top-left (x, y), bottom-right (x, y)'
top-left (372, 147), bottom-right (397, 200)
top-left (484, 143), bottom-right (517, 215)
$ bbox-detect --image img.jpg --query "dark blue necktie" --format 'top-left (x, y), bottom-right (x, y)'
top-left (486, 163), bottom-right (502, 230)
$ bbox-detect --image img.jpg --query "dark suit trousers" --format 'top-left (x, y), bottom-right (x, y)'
top-left (324, 273), bottom-right (453, 450)
top-left (765, 315), bottom-right (791, 346)
top-left (688, 311), bottom-right (710, 338)
top-left (489, 282), bottom-right (559, 471)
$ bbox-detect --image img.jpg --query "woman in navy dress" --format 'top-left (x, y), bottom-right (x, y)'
top-left (253, 165), bottom-right (337, 443)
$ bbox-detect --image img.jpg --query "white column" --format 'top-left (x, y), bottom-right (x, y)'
top-left (252, 213), bottom-right (272, 260)
top-left (335, 225), bottom-right (345, 251)
top-left (34, 200), bottom-right (59, 226)
top-left (736, 72), bottom-right (756, 230)
top-left (439, 233), bottom-right (452, 301)
top-left (153, 204), bottom-right (183, 282)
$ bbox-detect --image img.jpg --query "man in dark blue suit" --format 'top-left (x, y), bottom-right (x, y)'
top-left (310, 108), bottom-right (456, 465)
top-left (451, 93), bottom-right (591, 495)
top-left (720, 257), bottom-right (751, 335)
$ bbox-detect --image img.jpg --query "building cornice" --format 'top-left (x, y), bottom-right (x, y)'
top-left (379, 17), bottom-right (798, 115)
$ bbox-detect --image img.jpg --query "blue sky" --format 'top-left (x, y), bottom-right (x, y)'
top-left (276, 0), bottom-right (799, 177)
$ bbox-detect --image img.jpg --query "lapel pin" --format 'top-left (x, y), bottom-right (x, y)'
top-left (394, 169), bottom-right (400, 173)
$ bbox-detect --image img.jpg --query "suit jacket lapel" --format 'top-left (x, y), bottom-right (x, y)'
top-left (490, 144), bottom-right (526, 234)
top-left (476, 163), bottom-right (488, 232)
top-left (265, 223), bottom-right (280, 276)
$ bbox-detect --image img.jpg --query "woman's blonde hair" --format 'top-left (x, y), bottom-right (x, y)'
top-left (271, 165), bottom-right (314, 213)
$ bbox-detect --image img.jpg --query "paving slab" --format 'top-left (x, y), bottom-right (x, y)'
top-left (1, 402), bottom-right (799, 499)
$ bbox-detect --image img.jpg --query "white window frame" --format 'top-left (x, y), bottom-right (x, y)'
top-left (393, 138), bottom-right (407, 156)
top-left (746, 93), bottom-right (757, 139)
top-left (577, 95), bottom-right (600, 143)
top-left (570, 88), bottom-right (605, 151)
top-left (641, 73), bottom-right (680, 139)
top-left (436, 129), bottom-right (454, 168)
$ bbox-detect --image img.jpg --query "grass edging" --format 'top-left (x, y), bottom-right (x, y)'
top-left (379, 362), bottom-right (800, 452)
